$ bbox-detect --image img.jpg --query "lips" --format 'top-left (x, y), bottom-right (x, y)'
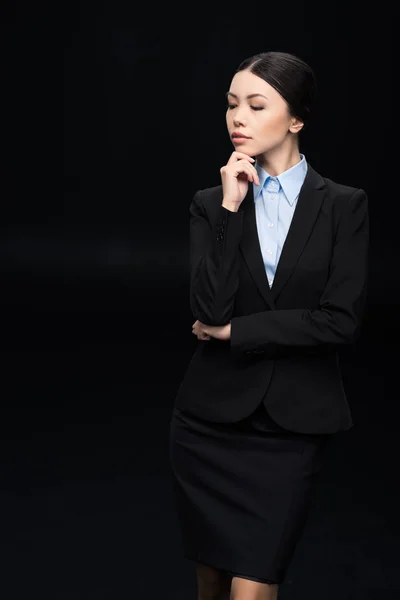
top-left (231, 132), bottom-right (251, 139)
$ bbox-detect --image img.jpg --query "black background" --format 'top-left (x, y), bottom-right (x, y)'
top-left (1, 2), bottom-right (399, 598)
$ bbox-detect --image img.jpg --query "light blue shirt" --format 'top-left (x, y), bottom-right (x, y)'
top-left (253, 154), bottom-right (308, 288)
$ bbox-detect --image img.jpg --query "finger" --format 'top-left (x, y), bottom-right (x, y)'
top-left (248, 164), bottom-right (260, 185)
top-left (227, 152), bottom-right (255, 165)
top-left (232, 162), bottom-right (259, 184)
top-left (253, 165), bottom-right (260, 186)
top-left (245, 163), bottom-right (260, 185)
top-left (237, 161), bottom-right (259, 185)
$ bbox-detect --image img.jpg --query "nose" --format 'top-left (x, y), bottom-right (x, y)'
top-left (233, 109), bottom-right (247, 127)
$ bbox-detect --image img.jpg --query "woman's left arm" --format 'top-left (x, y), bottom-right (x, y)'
top-left (230, 188), bottom-right (369, 359)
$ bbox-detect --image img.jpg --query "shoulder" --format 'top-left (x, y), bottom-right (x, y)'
top-left (189, 185), bottom-right (224, 220)
top-left (321, 175), bottom-right (364, 198)
top-left (308, 166), bottom-right (367, 213)
top-left (321, 177), bottom-right (368, 224)
top-left (191, 184), bottom-right (223, 208)
top-left (311, 171), bottom-right (368, 234)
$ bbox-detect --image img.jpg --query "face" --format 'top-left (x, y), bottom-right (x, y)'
top-left (226, 69), bottom-right (303, 157)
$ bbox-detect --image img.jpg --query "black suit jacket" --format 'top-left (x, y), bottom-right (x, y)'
top-left (173, 164), bottom-right (369, 434)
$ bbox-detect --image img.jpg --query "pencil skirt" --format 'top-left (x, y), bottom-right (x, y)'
top-left (168, 400), bottom-right (331, 585)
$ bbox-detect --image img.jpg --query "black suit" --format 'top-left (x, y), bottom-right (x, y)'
top-left (173, 164), bottom-right (369, 434)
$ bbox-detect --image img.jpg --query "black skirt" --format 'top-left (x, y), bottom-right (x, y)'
top-left (169, 400), bottom-right (330, 585)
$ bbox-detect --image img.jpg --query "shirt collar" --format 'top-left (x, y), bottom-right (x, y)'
top-left (254, 154), bottom-right (308, 206)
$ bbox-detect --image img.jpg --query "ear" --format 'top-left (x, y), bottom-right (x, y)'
top-left (289, 117), bottom-right (304, 134)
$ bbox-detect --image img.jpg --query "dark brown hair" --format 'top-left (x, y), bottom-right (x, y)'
top-left (235, 51), bottom-right (317, 127)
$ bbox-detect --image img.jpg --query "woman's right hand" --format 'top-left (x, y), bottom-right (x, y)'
top-left (220, 151), bottom-right (260, 208)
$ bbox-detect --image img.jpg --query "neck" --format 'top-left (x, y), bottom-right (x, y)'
top-left (256, 139), bottom-right (301, 177)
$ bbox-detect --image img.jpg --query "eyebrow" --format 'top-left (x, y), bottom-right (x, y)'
top-left (226, 92), bottom-right (269, 100)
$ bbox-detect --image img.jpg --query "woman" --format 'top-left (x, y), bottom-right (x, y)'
top-left (169, 51), bottom-right (369, 600)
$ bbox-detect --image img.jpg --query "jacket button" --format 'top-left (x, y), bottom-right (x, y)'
top-left (216, 234), bottom-right (223, 242)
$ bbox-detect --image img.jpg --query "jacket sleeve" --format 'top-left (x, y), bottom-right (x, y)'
top-left (190, 189), bottom-right (244, 326)
top-left (230, 188), bottom-right (370, 359)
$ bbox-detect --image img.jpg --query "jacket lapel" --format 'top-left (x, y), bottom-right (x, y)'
top-left (239, 164), bottom-right (326, 309)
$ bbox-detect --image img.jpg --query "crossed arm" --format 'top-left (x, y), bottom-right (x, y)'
top-left (190, 188), bottom-right (369, 359)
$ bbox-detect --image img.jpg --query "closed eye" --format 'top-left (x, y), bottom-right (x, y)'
top-left (226, 105), bottom-right (264, 111)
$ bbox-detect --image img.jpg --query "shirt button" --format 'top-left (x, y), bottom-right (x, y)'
top-left (270, 194), bottom-right (277, 199)
top-left (268, 223), bottom-right (274, 227)
top-left (266, 249), bottom-right (272, 255)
